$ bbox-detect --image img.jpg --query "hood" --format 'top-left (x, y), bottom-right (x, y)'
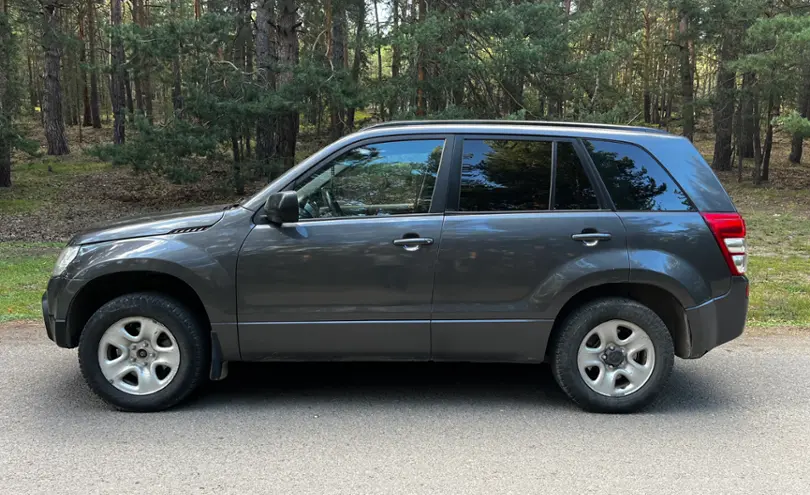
top-left (69, 204), bottom-right (232, 246)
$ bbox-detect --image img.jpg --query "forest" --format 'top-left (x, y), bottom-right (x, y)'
top-left (1, 0), bottom-right (810, 325)
top-left (0, 0), bottom-right (809, 193)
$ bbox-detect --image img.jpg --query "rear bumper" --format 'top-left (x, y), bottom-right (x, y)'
top-left (684, 276), bottom-right (748, 358)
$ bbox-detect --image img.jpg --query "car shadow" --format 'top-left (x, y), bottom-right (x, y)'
top-left (177, 360), bottom-right (734, 414)
top-left (43, 359), bottom-right (735, 415)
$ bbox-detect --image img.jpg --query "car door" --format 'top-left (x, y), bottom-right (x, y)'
top-left (237, 136), bottom-right (455, 361)
top-left (430, 135), bottom-right (629, 362)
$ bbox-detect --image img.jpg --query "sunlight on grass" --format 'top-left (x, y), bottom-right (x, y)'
top-left (747, 256), bottom-right (810, 326)
top-left (0, 242), bottom-right (62, 322)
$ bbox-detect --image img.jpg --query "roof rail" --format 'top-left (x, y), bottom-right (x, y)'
top-left (361, 119), bottom-right (668, 134)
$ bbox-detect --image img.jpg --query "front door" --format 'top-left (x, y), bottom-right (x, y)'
top-left (237, 137), bottom-right (451, 361)
top-left (431, 136), bottom-right (629, 362)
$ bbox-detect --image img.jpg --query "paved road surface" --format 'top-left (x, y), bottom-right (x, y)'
top-left (1, 323), bottom-right (809, 494)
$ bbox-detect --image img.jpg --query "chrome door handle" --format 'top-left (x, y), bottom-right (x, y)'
top-left (571, 232), bottom-right (612, 247)
top-left (393, 237), bottom-right (434, 252)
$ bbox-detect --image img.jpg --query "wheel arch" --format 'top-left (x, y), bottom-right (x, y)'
top-left (66, 271), bottom-right (211, 349)
top-left (550, 282), bottom-right (691, 359)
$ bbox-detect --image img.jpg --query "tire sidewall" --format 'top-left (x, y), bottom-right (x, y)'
top-left (78, 293), bottom-right (206, 411)
top-left (552, 298), bottom-right (675, 413)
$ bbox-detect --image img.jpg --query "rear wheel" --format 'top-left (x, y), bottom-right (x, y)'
top-left (550, 298), bottom-right (674, 413)
top-left (78, 292), bottom-right (208, 412)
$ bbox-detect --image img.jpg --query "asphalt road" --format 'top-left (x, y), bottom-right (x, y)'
top-left (1, 323), bottom-right (809, 494)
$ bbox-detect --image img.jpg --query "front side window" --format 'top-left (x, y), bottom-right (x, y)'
top-left (584, 139), bottom-right (695, 211)
top-left (294, 139), bottom-right (445, 219)
top-left (459, 139), bottom-right (552, 211)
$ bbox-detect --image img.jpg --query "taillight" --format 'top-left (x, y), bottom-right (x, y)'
top-left (701, 212), bottom-right (747, 276)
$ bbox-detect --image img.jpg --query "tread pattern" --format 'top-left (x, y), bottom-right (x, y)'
top-left (78, 292), bottom-right (208, 412)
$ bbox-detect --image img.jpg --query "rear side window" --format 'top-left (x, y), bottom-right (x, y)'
top-left (555, 142), bottom-right (599, 210)
top-left (584, 139), bottom-right (695, 211)
top-left (459, 139), bottom-right (552, 211)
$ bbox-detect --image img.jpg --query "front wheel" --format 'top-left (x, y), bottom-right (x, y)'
top-left (550, 298), bottom-right (674, 413)
top-left (78, 292), bottom-right (208, 412)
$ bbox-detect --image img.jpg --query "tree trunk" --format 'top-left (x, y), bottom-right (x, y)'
top-left (132, 0), bottom-right (145, 116)
top-left (415, 0), bottom-right (426, 116)
top-left (85, 0), bottom-right (101, 128)
top-left (42, 0), bottom-right (69, 155)
top-left (740, 72), bottom-right (755, 158)
top-left (389, 0), bottom-right (400, 116)
top-left (789, 65), bottom-right (810, 164)
top-left (0, 0), bottom-right (12, 187)
top-left (736, 86), bottom-right (743, 183)
top-left (346, 0), bottom-right (364, 131)
top-left (711, 35), bottom-right (736, 171)
top-left (678, 9), bottom-right (694, 142)
top-left (27, 54), bottom-right (37, 113)
top-left (170, 0), bottom-right (183, 114)
top-left (111, 0), bottom-right (126, 144)
top-left (275, 0), bottom-right (299, 171)
top-left (329, 0), bottom-right (346, 139)
top-left (761, 96), bottom-right (778, 183)
top-left (255, 0), bottom-right (275, 163)
top-left (194, 0), bottom-right (201, 19)
top-left (373, 0), bottom-right (383, 119)
top-left (80, 12), bottom-right (93, 127)
top-left (642, 7), bottom-right (652, 123)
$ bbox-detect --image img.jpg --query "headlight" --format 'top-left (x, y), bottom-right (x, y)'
top-left (52, 246), bottom-right (80, 276)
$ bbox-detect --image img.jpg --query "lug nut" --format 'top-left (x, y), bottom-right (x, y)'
top-left (143, 342), bottom-right (149, 347)
top-left (601, 354), bottom-right (607, 360)
top-left (131, 344), bottom-right (137, 350)
top-left (608, 345), bottom-right (614, 351)
top-left (150, 353), bottom-right (156, 358)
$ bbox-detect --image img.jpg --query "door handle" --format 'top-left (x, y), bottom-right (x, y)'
top-left (393, 237), bottom-right (434, 252)
top-left (571, 232), bottom-right (612, 247)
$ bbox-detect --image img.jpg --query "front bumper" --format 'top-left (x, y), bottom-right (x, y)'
top-left (683, 275), bottom-right (749, 358)
top-left (42, 276), bottom-right (80, 348)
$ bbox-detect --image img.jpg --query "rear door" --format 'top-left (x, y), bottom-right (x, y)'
top-left (430, 135), bottom-right (629, 362)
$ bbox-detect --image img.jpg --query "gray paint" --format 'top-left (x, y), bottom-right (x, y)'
top-left (69, 204), bottom-right (231, 246)
top-left (43, 121), bottom-right (746, 366)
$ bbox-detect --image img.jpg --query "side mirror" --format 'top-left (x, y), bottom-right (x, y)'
top-left (264, 191), bottom-right (299, 224)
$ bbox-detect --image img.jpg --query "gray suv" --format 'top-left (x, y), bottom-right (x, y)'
top-left (42, 121), bottom-right (749, 413)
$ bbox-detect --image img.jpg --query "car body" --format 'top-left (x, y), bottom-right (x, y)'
top-left (43, 120), bottom-right (749, 412)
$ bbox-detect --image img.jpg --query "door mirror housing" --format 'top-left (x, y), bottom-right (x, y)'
top-left (264, 191), bottom-right (299, 224)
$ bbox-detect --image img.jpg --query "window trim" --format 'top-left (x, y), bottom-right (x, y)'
top-left (446, 134), bottom-right (610, 214)
top-left (255, 134), bottom-right (455, 224)
top-left (579, 137), bottom-right (698, 213)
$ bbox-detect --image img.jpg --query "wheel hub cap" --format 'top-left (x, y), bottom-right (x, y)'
top-left (577, 319), bottom-right (656, 398)
top-left (97, 317), bottom-right (181, 396)
top-left (602, 347), bottom-right (626, 367)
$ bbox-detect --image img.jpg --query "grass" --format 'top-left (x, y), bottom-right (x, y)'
top-left (0, 242), bottom-right (62, 322)
top-left (747, 256), bottom-right (810, 326)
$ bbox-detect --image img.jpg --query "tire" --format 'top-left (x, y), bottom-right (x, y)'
top-left (550, 297), bottom-right (674, 413)
top-left (78, 292), bottom-right (209, 412)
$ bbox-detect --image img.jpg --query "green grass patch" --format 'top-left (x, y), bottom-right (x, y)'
top-left (741, 210), bottom-right (810, 257)
top-left (0, 198), bottom-right (43, 214)
top-left (747, 255), bottom-right (810, 326)
top-left (0, 242), bottom-right (62, 322)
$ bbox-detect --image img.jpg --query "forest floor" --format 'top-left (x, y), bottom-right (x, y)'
top-left (1, 124), bottom-right (809, 328)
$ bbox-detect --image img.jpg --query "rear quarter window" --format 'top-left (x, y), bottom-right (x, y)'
top-left (584, 139), bottom-right (695, 211)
